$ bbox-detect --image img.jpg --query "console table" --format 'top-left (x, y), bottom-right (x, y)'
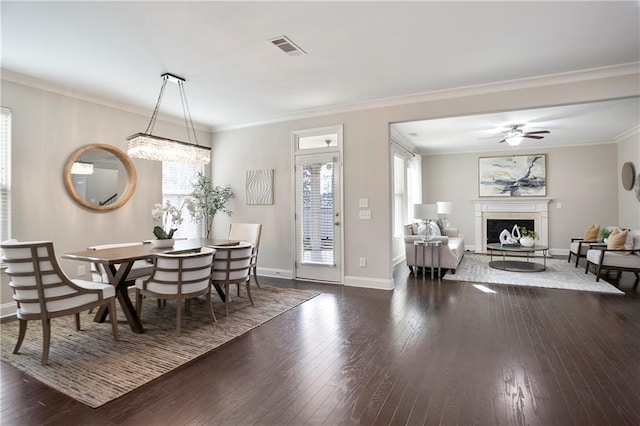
top-left (486, 243), bottom-right (549, 272)
top-left (414, 239), bottom-right (442, 279)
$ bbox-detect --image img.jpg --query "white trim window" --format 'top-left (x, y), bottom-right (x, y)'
top-left (1, 107), bottom-right (11, 246)
top-left (162, 161), bottom-right (203, 239)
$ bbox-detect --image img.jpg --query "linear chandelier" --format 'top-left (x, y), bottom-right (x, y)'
top-left (127, 73), bottom-right (211, 164)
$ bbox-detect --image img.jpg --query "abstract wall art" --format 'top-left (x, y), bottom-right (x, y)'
top-left (246, 169), bottom-right (274, 204)
top-left (478, 154), bottom-right (546, 197)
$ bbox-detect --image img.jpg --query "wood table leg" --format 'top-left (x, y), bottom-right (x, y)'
top-left (93, 262), bottom-right (145, 334)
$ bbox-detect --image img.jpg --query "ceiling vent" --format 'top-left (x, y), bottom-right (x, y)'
top-left (269, 35), bottom-right (307, 56)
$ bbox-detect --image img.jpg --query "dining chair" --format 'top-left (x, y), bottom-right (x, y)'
top-left (210, 242), bottom-right (254, 316)
top-left (1, 240), bottom-right (119, 365)
top-left (228, 223), bottom-right (262, 289)
top-left (134, 247), bottom-right (216, 333)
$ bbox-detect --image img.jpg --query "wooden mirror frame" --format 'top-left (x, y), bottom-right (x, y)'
top-left (64, 144), bottom-right (137, 211)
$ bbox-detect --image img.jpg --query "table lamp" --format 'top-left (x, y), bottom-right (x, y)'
top-left (436, 201), bottom-right (453, 227)
top-left (413, 203), bottom-right (438, 240)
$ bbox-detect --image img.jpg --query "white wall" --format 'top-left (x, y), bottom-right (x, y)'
top-left (0, 78), bottom-right (211, 314)
top-left (617, 131), bottom-right (640, 229)
top-left (423, 143), bottom-right (621, 253)
top-left (1, 70), bottom-right (638, 315)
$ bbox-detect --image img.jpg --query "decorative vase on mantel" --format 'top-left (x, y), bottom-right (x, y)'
top-left (151, 238), bottom-right (174, 249)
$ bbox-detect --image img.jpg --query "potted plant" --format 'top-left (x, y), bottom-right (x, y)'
top-left (150, 198), bottom-right (195, 247)
top-left (191, 172), bottom-right (234, 239)
top-left (599, 227), bottom-right (612, 243)
top-left (519, 227), bottom-right (538, 247)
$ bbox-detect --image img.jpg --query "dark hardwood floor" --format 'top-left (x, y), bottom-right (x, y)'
top-left (2, 259), bottom-right (640, 425)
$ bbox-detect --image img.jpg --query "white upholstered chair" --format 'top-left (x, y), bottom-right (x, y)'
top-left (210, 242), bottom-right (254, 316)
top-left (134, 247), bottom-right (216, 333)
top-left (1, 240), bottom-right (119, 365)
top-left (228, 223), bottom-right (262, 288)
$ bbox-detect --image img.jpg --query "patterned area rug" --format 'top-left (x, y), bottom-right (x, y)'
top-left (443, 254), bottom-right (624, 295)
top-left (0, 285), bottom-right (319, 408)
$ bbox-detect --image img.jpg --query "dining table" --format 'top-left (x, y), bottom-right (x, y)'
top-left (62, 238), bottom-right (240, 333)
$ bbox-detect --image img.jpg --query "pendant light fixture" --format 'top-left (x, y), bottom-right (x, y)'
top-left (127, 73), bottom-right (211, 164)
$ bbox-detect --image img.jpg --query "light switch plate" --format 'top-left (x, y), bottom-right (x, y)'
top-left (359, 198), bottom-right (369, 208)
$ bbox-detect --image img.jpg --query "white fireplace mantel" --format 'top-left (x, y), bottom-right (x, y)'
top-left (474, 198), bottom-right (551, 253)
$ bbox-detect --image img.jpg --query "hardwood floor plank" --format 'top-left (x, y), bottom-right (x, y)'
top-left (2, 271), bottom-right (640, 425)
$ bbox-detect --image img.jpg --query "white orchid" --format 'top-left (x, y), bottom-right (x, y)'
top-left (151, 198), bottom-right (196, 239)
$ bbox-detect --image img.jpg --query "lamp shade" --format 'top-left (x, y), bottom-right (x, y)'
top-left (413, 203), bottom-right (438, 220)
top-left (436, 201), bottom-right (453, 215)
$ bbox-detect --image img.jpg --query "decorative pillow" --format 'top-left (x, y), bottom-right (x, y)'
top-left (435, 219), bottom-right (446, 236)
top-left (607, 228), bottom-right (628, 251)
top-left (583, 224), bottom-right (599, 242)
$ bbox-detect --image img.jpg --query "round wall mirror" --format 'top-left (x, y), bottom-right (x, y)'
top-left (64, 144), bottom-right (137, 211)
top-left (621, 161), bottom-right (635, 191)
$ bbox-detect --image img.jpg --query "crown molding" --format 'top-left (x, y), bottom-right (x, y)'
top-left (615, 124), bottom-right (640, 142)
top-left (0, 68), bottom-right (213, 133)
top-left (218, 62), bottom-right (640, 132)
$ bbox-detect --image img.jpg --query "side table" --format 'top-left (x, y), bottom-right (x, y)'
top-left (413, 239), bottom-right (442, 280)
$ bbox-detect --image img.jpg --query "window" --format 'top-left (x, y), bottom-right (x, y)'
top-left (393, 153), bottom-right (407, 238)
top-left (1, 107), bottom-right (11, 246)
top-left (162, 162), bottom-right (203, 238)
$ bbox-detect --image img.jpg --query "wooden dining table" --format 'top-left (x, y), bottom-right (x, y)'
top-left (62, 238), bottom-right (240, 333)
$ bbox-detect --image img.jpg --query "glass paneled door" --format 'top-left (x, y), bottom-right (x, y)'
top-left (294, 152), bottom-right (342, 282)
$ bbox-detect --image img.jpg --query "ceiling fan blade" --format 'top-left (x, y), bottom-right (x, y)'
top-left (523, 130), bottom-right (550, 135)
top-left (524, 135), bottom-right (544, 139)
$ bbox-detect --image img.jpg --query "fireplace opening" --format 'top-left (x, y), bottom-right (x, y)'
top-left (487, 219), bottom-right (534, 244)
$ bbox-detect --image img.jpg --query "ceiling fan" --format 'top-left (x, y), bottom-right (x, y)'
top-left (497, 124), bottom-right (550, 146)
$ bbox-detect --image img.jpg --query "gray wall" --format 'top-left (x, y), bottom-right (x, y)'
top-left (422, 143), bottom-right (625, 252)
top-left (1, 70), bottom-right (638, 317)
top-left (617, 132), bottom-right (640, 228)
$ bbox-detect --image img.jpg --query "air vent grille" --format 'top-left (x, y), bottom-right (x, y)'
top-left (269, 35), bottom-right (307, 56)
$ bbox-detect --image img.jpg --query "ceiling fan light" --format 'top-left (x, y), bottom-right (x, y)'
top-left (505, 135), bottom-right (523, 146)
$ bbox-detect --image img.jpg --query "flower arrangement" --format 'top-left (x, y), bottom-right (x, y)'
top-left (191, 172), bottom-right (234, 239)
top-left (151, 198), bottom-right (196, 239)
top-left (520, 227), bottom-right (539, 239)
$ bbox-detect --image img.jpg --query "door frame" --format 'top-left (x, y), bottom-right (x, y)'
top-left (290, 124), bottom-right (344, 284)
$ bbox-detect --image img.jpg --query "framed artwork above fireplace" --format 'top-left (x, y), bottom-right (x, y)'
top-left (478, 154), bottom-right (546, 197)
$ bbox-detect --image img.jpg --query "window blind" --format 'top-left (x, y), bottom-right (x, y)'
top-left (0, 107), bottom-right (11, 247)
top-left (162, 161), bottom-right (203, 239)
top-left (296, 155), bottom-right (336, 266)
top-left (393, 154), bottom-right (406, 238)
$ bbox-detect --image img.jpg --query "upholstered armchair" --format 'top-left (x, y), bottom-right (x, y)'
top-left (404, 224), bottom-right (465, 276)
top-left (568, 225), bottom-right (616, 267)
top-left (585, 229), bottom-right (640, 288)
top-left (210, 242), bottom-right (254, 316)
top-left (1, 240), bottom-right (119, 365)
top-left (134, 247), bottom-right (216, 333)
top-left (228, 223), bottom-right (262, 289)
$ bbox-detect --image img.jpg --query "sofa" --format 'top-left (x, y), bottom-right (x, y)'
top-left (404, 223), bottom-right (465, 276)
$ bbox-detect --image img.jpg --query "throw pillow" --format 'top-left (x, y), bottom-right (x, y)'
top-left (607, 228), bottom-right (628, 251)
top-left (583, 224), bottom-right (599, 242)
top-left (435, 218), bottom-right (446, 235)
top-left (427, 221), bottom-right (441, 238)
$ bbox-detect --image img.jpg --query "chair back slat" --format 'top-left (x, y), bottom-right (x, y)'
top-left (228, 223), bottom-right (262, 267)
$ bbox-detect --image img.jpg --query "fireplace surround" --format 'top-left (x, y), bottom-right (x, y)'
top-left (474, 199), bottom-right (550, 253)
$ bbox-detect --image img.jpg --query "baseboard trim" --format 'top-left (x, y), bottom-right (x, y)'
top-left (344, 275), bottom-right (394, 291)
top-left (1, 302), bottom-right (16, 319)
top-left (257, 267), bottom-right (293, 280)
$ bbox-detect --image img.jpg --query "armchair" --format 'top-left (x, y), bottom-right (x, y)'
top-left (1, 240), bottom-right (119, 365)
top-left (585, 229), bottom-right (640, 288)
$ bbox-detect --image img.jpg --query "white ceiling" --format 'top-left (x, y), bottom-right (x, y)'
top-left (2, 1), bottom-right (639, 147)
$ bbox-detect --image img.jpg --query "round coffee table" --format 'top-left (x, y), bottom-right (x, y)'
top-left (486, 243), bottom-right (549, 272)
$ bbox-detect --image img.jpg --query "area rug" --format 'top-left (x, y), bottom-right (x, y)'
top-left (0, 285), bottom-right (319, 408)
top-left (443, 254), bottom-right (624, 295)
